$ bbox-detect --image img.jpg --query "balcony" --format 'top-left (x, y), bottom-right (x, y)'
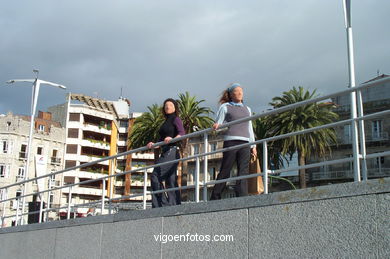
top-left (366, 131), bottom-right (389, 142)
top-left (62, 186), bottom-right (104, 196)
top-left (83, 122), bottom-right (111, 135)
top-left (51, 157), bottom-right (62, 165)
top-left (19, 152), bottom-right (27, 160)
top-left (81, 139), bottom-right (110, 151)
top-left (79, 155), bottom-right (110, 166)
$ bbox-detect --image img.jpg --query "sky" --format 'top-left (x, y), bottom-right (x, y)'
top-left (1, 0), bottom-right (389, 117)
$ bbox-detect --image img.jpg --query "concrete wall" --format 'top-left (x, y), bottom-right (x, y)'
top-left (1, 178), bottom-right (389, 259)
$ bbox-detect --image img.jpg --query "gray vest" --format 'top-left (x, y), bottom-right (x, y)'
top-left (225, 105), bottom-right (250, 138)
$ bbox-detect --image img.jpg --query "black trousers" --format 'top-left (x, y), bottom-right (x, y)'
top-left (151, 146), bottom-right (181, 208)
top-left (210, 140), bottom-right (250, 200)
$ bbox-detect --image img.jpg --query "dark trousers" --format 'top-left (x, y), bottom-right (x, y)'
top-left (210, 140), bottom-right (250, 200)
top-left (151, 146), bottom-right (181, 208)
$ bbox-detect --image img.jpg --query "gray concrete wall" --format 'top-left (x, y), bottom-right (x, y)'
top-left (1, 178), bottom-right (389, 259)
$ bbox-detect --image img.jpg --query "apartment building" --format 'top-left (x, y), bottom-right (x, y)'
top-left (0, 111), bottom-right (65, 226)
top-left (308, 74), bottom-right (390, 184)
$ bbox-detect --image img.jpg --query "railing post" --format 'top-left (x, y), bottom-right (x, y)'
top-left (38, 194), bottom-right (44, 223)
top-left (1, 189), bottom-right (7, 228)
top-left (46, 179), bottom-right (52, 222)
top-left (67, 186), bottom-right (72, 220)
top-left (195, 157), bottom-right (200, 203)
top-left (15, 196), bottom-right (20, 226)
top-left (203, 133), bottom-right (208, 202)
top-left (143, 169), bottom-right (147, 210)
top-left (262, 142), bottom-right (269, 194)
top-left (357, 90), bottom-right (368, 180)
top-left (101, 179), bottom-right (105, 215)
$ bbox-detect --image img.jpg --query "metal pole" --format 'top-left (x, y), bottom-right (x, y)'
top-left (195, 157), bottom-right (200, 202)
top-left (203, 133), bottom-right (208, 201)
top-left (101, 179), bottom-right (105, 215)
top-left (67, 186), bottom-right (72, 220)
top-left (357, 91), bottom-right (368, 180)
top-left (1, 189), bottom-right (7, 228)
top-left (15, 195), bottom-right (20, 226)
top-left (262, 142), bottom-right (269, 194)
top-left (38, 194), bottom-right (44, 223)
top-left (46, 179), bottom-right (52, 222)
top-left (343, 0), bottom-right (361, 182)
top-left (20, 81), bottom-right (40, 225)
top-left (143, 169), bottom-right (147, 210)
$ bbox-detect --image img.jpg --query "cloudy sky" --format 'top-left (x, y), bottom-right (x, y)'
top-left (1, 0), bottom-right (389, 117)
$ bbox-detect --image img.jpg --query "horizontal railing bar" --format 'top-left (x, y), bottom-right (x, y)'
top-left (1, 108), bottom-right (390, 205)
top-left (2, 77), bottom-right (389, 191)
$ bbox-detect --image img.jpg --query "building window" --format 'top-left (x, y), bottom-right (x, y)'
top-left (12, 190), bottom-right (22, 210)
top-left (343, 125), bottom-right (351, 143)
top-left (1, 140), bottom-right (8, 153)
top-left (49, 192), bottom-right (54, 208)
top-left (0, 164), bottom-right (10, 178)
top-left (38, 124), bottom-right (45, 132)
top-left (210, 143), bottom-right (217, 152)
top-left (209, 167), bottom-right (216, 180)
top-left (17, 167), bottom-right (25, 179)
top-left (120, 120), bottom-right (129, 128)
top-left (37, 146), bottom-right (43, 155)
top-left (65, 160), bottom-right (77, 169)
top-left (193, 144), bottom-right (200, 155)
top-left (67, 128), bottom-right (79, 138)
top-left (20, 144), bottom-right (27, 159)
top-left (66, 144), bottom-right (78, 154)
top-left (69, 113), bottom-right (80, 122)
top-left (372, 120), bottom-right (383, 139)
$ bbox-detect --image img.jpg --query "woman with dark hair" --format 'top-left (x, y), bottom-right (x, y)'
top-left (210, 83), bottom-right (256, 200)
top-left (147, 98), bottom-right (185, 208)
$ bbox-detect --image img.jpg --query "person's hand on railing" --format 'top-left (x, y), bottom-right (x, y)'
top-left (213, 123), bottom-right (219, 130)
top-left (147, 142), bottom-right (155, 149)
top-left (251, 147), bottom-right (257, 157)
top-left (164, 137), bottom-right (173, 144)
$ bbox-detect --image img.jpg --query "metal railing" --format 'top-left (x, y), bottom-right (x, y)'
top-left (1, 77), bottom-right (390, 227)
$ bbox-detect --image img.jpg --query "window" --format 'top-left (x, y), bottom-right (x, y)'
top-left (37, 146), bottom-right (43, 155)
top-left (49, 192), bottom-right (54, 208)
top-left (193, 144), bottom-right (200, 155)
top-left (38, 124), bottom-right (45, 132)
top-left (209, 167), bottom-right (216, 180)
top-left (0, 164), bottom-right (9, 178)
top-left (65, 160), bottom-right (77, 169)
top-left (12, 190), bottom-right (22, 210)
top-left (210, 143), bottom-right (217, 152)
top-left (343, 125), bottom-right (351, 143)
top-left (67, 128), bottom-right (79, 138)
top-left (372, 120), bottom-right (383, 139)
top-left (120, 120), bottom-right (129, 128)
top-left (0, 140), bottom-right (12, 154)
top-left (1, 140), bottom-right (8, 153)
top-left (52, 149), bottom-right (58, 158)
top-left (20, 144), bottom-right (27, 158)
top-left (69, 113), bottom-right (80, 122)
top-left (17, 167), bottom-right (25, 179)
top-left (66, 144), bottom-right (78, 154)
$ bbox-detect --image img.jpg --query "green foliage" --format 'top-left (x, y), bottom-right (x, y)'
top-left (129, 104), bottom-right (164, 149)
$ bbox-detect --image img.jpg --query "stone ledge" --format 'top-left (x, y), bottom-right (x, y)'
top-left (1, 177), bottom-right (388, 234)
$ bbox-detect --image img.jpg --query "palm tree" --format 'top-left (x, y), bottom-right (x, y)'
top-left (128, 104), bottom-right (164, 153)
top-left (269, 86), bottom-right (338, 188)
top-left (177, 92), bottom-right (214, 193)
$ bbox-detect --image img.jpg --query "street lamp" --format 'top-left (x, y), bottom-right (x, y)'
top-left (6, 70), bottom-right (66, 225)
top-left (342, 0), bottom-right (368, 182)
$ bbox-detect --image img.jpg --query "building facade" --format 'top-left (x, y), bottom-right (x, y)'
top-left (0, 111), bottom-right (65, 226)
top-left (308, 74), bottom-right (390, 184)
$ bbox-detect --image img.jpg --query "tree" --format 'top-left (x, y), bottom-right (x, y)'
top-left (177, 92), bottom-right (214, 193)
top-left (268, 86), bottom-right (338, 188)
top-left (128, 104), bottom-right (164, 159)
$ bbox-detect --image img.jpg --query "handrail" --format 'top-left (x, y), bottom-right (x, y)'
top-left (1, 77), bottom-right (390, 227)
